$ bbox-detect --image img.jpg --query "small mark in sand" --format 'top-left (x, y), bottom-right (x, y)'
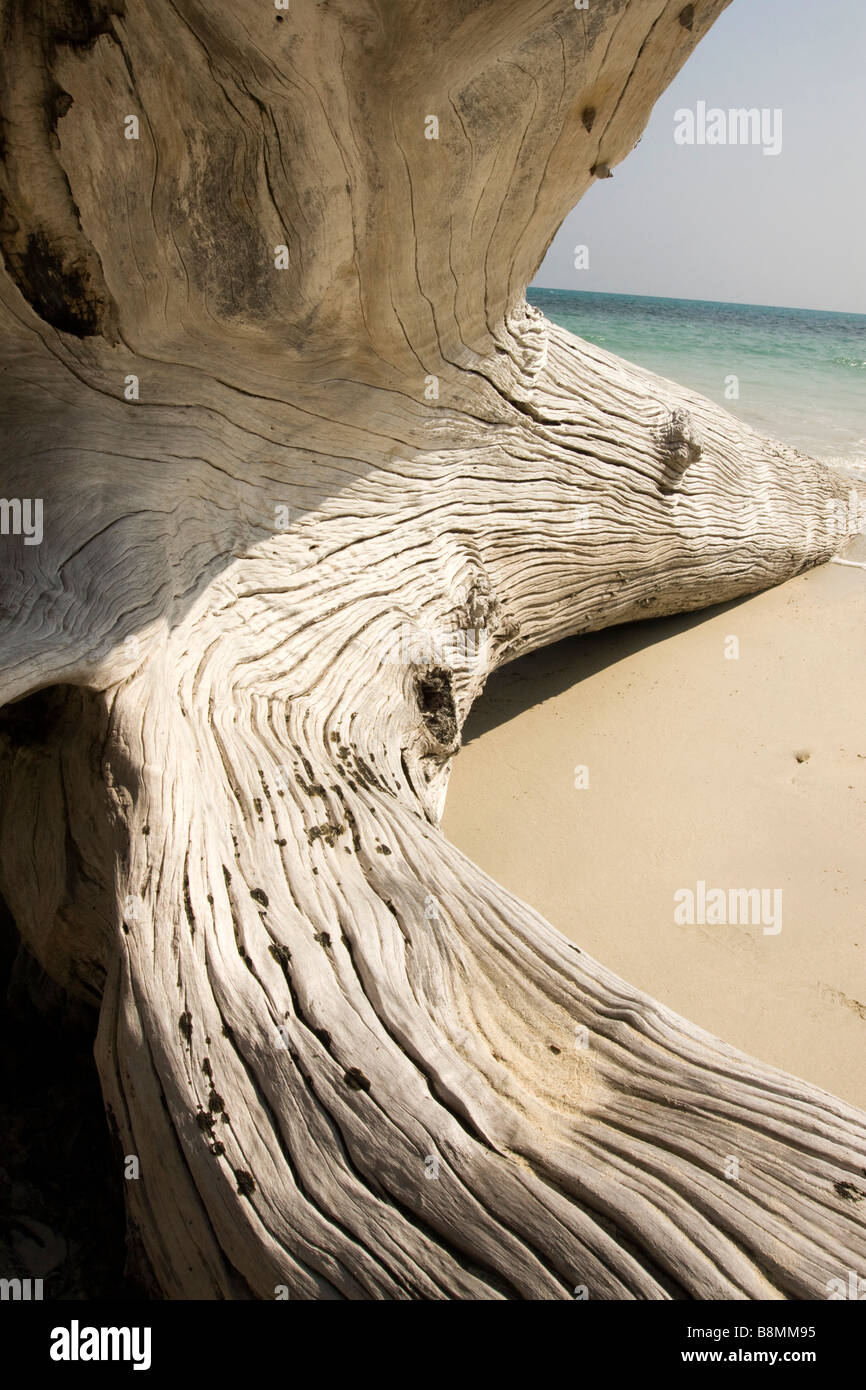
top-left (794, 750), bottom-right (811, 764)
top-left (819, 983), bottom-right (866, 1021)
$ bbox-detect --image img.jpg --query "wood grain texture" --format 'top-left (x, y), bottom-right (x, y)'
top-left (1, 0), bottom-right (864, 1298)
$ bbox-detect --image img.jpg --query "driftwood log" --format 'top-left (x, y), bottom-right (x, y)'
top-left (1, 0), bottom-right (865, 1299)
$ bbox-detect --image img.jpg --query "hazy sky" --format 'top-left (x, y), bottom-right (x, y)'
top-left (533, 0), bottom-right (866, 314)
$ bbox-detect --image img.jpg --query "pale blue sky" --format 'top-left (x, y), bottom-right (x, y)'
top-left (534, 0), bottom-right (866, 313)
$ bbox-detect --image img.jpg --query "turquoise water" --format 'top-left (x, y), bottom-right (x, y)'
top-left (527, 288), bottom-right (866, 467)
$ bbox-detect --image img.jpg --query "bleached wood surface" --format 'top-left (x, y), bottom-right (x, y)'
top-left (1, 0), bottom-right (864, 1297)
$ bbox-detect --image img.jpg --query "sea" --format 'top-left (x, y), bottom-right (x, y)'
top-left (526, 288), bottom-right (866, 470)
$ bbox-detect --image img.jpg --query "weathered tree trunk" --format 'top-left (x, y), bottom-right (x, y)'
top-left (2, 0), bottom-right (865, 1299)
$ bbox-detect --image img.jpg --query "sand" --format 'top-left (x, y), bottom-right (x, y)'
top-left (443, 531), bottom-right (866, 1111)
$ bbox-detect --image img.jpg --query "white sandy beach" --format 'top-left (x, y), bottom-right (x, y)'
top-left (444, 531), bottom-right (866, 1110)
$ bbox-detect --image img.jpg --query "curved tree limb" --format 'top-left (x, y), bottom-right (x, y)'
top-left (1, 0), bottom-right (864, 1299)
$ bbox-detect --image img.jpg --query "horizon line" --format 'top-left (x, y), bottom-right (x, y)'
top-left (527, 284), bottom-right (866, 320)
